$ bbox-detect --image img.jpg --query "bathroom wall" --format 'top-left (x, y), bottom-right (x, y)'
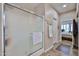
top-left (60, 11), bottom-right (76, 22)
top-left (44, 4), bottom-right (59, 50)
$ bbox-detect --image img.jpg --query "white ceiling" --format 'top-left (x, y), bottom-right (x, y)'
top-left (50, 3), bottom-right (76, 14)
top-left (9, 3), bottom-right (76, 16)
top-left (10, 3), bottom-right (44, 16)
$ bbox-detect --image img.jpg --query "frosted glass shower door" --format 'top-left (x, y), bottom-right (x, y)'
top-left (5, 4), bottom-right (43, 56)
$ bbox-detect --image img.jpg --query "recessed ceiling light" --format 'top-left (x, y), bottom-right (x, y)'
top-left (62, 4), bottom-right (67, 8)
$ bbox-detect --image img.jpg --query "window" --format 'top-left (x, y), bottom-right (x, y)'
top-left (71, 24), bottom-right (73, 32)
top-left (66, 24), bottom-right (69, 32)
top-left (61, 23), bottom-right (72, 33)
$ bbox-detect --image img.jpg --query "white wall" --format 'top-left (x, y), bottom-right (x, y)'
top-left (44, 4), bottom-right (59, 51)
top-left (60, 11), bottom-right (76, 22)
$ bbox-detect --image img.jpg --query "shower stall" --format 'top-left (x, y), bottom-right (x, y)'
top-left (3, 3), bottom-right (44, 56)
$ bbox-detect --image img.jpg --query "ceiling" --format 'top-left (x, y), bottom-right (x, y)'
top-left (10, 3), bottom-right (44, 16)
top-left (9, 3), bottom-right (76, 16)
top-left (50, 3), bottom-right (76, 14)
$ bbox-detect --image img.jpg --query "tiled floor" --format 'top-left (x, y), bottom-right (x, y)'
top-left (56, 44), bottom-right (71, 56)
top-left (41, 49), bottom-right (63, 56)
top-left (41, 40), bottom-right (78, 56)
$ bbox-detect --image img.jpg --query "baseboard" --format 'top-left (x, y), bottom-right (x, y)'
top-left (31, 48), bottom-right (44, 56)
top-left (44, 45), bottom-right (54, 53)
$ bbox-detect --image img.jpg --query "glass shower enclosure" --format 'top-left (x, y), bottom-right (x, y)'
top-left (4, 3), bottom-right (44, 56)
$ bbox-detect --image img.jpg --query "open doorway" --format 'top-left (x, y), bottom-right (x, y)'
top-left (59, 3), bottom-right (77, 56)
top-left (49, 3), bottom-right (76, 56)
